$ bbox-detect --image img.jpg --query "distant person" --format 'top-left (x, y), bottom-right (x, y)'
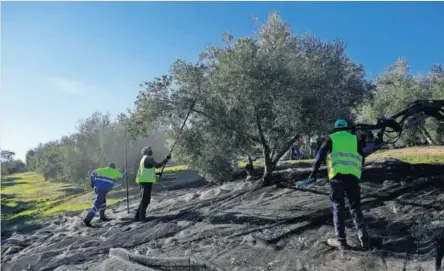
top-left (134, 146), bottom-right (171, 222)
top-left (316, 135), bottom-right (325, 164)
top-left (290, 144), bottom-right (296, 160)
top-left (245, 159), bottom-right (254, 181)
top-left (298, 137), bottom-right (307, 159)
top-left (83, 162), bottom-right (125, 227)
top-left (290, 142), bottom-right (302, 160)
top-left (297, 119), bottom-right (370, 250)
top-left (316, 135), bottom-right (324, 153)
top-left (310, 137), bottom-right (318, 158)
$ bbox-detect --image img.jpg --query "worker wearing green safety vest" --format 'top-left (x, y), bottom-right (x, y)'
top-left (134, 146), bottom-right (171, 221)
top-left (327, 131), bottom-right (362, 180)
top-left (136, 156), bottom-right (157, 183)
top-left (310, 136), bottom-right (318, 158)
top-left (83, 162), bottom-right (125, 227)
top-left (297, 119), bottom-right (371, 250)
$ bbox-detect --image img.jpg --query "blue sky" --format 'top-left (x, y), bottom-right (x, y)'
top-left (2, 1), bottom-right (444, 161)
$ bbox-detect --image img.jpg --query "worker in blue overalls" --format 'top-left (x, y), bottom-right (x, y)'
top-left (83, 162), bottom-right (125, 227)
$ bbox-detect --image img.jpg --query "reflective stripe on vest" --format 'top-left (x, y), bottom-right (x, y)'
top-left (94, 167), bottom-right (122, 189)
top-left (136, 155), bottom-right (157, 183)
top-left (95, 176), bottom-right (115, 184)
top-left (326, 131), bottom-right (362, 179)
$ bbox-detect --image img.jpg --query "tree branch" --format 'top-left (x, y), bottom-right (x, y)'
top-left (191, 107), bottom-right (263, 145)
top-left (255, 114), bottom-right (270, 154)
top-left (271, 134), bottom-right (300, 165)
top-left (191, 108), bottom-right (213, 119)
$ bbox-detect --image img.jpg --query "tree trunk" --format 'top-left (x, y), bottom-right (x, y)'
top-left (272, 134), bottom-right (300, 165)
top-left (420, 126), bottom-right (437, 145)
top-left (263, 149), bottom-right (274, 186)
top-left (254, 113), bottom-right (275, 187)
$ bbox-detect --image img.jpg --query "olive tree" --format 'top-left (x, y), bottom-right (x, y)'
top-left (131, 11), bottom-right (374, 185)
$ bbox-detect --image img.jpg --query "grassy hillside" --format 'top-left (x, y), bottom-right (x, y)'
top-left (0, 172), bottom-right (128, 225)
top-left (0, 166), bottom-right (195, 231)
top-left (1, 146), bottom-right (443, 230)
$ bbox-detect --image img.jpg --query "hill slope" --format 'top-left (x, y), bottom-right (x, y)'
top-left (1, 151), bottom-right (444, 270)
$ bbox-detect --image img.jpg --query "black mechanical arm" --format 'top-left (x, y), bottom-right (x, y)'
top-left (348, 100), bottom-right (444, 158)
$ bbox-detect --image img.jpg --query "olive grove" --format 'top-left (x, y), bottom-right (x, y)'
top-left (19, 11), bottom-right (443, 188)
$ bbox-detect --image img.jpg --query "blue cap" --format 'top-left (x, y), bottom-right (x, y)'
top-left (334, 119), bottom-right (348, 129)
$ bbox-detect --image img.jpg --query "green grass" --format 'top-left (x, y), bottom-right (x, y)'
top-left (368, 153), bottom-right (444, 164)
top-left (237, 159), bottom-right (314, 168)
top-left (1, 172), bottom-right (73, 200)
top-left (0, 172), bottom-right (133, 223)
top-left (237, 160), bottom-right (266, 168)
top-left (1, 172), bottom-right (78, 221)
top-left (283, 159), bottom-right (314, 164)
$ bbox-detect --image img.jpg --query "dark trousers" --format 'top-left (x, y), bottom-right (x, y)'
top-left (437, 235), bottom-right (444, 270)
top-left (135, 183), bottom-right (153, 220)
top-left (84, 188), bottom-right (108, 222)
top-left (310, 146), bottom-right (317, 158)
top-left (330, 174), bottom-right (367, 241)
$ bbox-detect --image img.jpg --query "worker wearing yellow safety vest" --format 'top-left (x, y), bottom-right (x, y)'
top-left (297, 119), bottom-right (371, 250)
top-left (83, 162), bottom-right (125, 227)
top-left (134, 146), bottom-right (170, 222)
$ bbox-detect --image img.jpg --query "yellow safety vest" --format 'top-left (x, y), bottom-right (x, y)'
top-left (93, 167), bottom-right (122, 189)
top-left (326, 131), bottom-right (363, 180)
top-left (136, 155), bottom-right (157, 183)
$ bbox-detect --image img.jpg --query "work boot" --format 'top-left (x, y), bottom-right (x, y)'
top-left (83, 219), bottom-right (92, 227)
top-left (327, 238), bottom-right (350, 250)
top-left (83, 211), bottom-right (95, 227)
top-left (99, 215), bottom-right (110, 221)
top-left (99, 210), bottom-right (109, 222)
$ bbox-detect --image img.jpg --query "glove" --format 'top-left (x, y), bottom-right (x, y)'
top-left (166, 154), bottom-right (171, 160)
top-left (295, 177), bottom-right (315, 188)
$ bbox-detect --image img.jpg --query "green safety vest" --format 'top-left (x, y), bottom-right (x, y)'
top-left (326, 131), bottom-right (363, 180)
top-left (136, 155), bottom-right (157, 183)
top-left (93, 167), bottom-right (123, 189)
top-left (95, 167), bottom-right (123, 180)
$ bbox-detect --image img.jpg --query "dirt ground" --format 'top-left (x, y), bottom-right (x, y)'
top-left (1, 159), bottom-right (444, 271)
